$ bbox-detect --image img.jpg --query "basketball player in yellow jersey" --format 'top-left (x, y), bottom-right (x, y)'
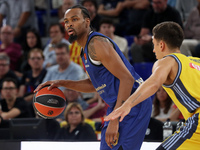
top-left (105, 21), bottom-right (200, 150)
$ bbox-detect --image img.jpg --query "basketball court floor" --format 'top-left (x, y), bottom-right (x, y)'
top-left (21, 141), bottom-right (161, 150)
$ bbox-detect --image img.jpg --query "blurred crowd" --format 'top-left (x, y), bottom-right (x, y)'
top-left (0, 0), bottom-right (198, 142)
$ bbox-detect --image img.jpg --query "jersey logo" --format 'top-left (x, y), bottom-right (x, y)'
top-left (135, 78), bottom-right (144, 85)
top-left (84, 53), bottom-right (87, 63)
top-left (189, 63), bottom-right (200, 71)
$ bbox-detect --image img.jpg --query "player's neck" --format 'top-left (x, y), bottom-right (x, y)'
top-left (164, 48), bottom-right (181, 57)
top-left (77, 29), bottom-right (92, 48)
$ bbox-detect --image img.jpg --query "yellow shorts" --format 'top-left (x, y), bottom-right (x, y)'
top-left (157, 113), bottom-right (200, 150)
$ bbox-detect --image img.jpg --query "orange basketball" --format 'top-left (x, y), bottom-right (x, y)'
top-left (33, 86), bottom-right (66, 119)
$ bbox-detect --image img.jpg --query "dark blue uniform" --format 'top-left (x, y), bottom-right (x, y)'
top-left (81, 31), bottom-right (152, 150)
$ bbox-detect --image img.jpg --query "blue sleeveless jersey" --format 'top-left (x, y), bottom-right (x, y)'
top-left (81, 32), bottom-right (143, 109)
top-left (81, 32), bottom-right (152, 150)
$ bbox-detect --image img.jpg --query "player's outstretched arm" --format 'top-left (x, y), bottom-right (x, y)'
top-left (105, 57), bottom-right (175, 122)
top-left (105, 102), bottom-right (132, 122)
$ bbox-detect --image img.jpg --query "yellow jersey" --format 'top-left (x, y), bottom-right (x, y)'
top-left (163, 53), bottom-right (200, 120)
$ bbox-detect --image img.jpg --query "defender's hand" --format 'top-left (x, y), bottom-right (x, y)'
top-left (104, 102), bottom-right (131, 122)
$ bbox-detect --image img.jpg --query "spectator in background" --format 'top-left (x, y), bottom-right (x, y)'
top-left (97, 0), bottom-right (122, 21)
top-left (99, 18), bottom-right (128, 58)
top-left (0, 55), bottom-right (19, 92)
top-left (21, 29), bottom-right (42, 72)
top-left (130, 0), bottom-right (182, 63)
top-left (55, 102), bottom-right (97, 141)
top-left (0, 25), bottom-right (22, 71)
top-left (175, 0), bottom-right (198, 24)
top-left (18, 48), bottom-right (46, 117)
top-left (43, 23), bottom-right (70, 68)
top-left (42, 43), bottom-right (84, 88)
top-left (69, 41), bottom-right (83, 67)
top-left (98, 0), bottom-right (150, 36)
top-left (169, 104), bottom-right (184, 122)
top-left (63, 88), bottom-right (107, 120)
top-left (42, 43), bottom-right (85, 121)
top-left (180, 0), bottom-right (200, 56)
top-left (0, 0), bottom-right (38, 43)
top-left (34, 0), bottom-right (47, 10)
top-left (118, 0), bottom-right (150, 36)
top-left (0, 78), bottom-right (31, 120)
top-left (59, 0), bottom-right (78, 23)
top-left (151, 86), bottom-right (173, 122)
top-left (167, 0), bottom-right (177, 7)
top-left (81, 0), bottom-right (102, 32)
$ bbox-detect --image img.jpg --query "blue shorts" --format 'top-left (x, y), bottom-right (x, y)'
top-left (100, 97), bottom-right (152, 150)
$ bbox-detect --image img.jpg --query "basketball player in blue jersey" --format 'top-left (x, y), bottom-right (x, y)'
top-left (105, 21), bottom-right (200, 150)
top-left (35, 5), bottom-right (152, 150)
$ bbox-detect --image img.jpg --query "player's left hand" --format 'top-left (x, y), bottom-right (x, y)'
top-left (105, 119), bottom-right (119, 148)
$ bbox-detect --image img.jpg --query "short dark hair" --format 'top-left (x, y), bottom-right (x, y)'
top-left (81, 0), bottom-right (98, 11)
top-left (69, 5), bottom-right (93, 29)
top-left (49, 23), bottom-right (65, 35)
top-left (99, 18), bottom-right (114, 27)
top-left (55, 43), bottom-right (69, 53)
top-left (152, 21), bottom-right (184, 49)
top-left (1, 77), bottom-right (18, 89)
top-left (70, 4), bottom-right (91, 19)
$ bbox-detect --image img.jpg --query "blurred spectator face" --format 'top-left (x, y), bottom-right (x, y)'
top-left (55, 47), bottom-right (70, 66)
top-left (0, 26), bottom-right (14, 45)
top-left (1, 81), bottom-right (17, 102)
top-left (82, 1), bottom-right (96, 17)
top-left (26, 31), bottom-right (37, 48)
top-left (99, 23), bottom-right (115, 38)
top-left (0, 59), bottom-right (9, 78)
top-left (67, 106), bottom-right (82, 126)
top-left (63, 89), bottom-right (80, 102)
top-left (156, 87), bottom-right (168, 102)
top-left (62, 0), bottom-right (75, 13)
top-left (49, 25), bottom-right (63, 43)
top-left (152, 0), bottom-right (167, 13)
top-left (28, 51), bottom-right (44, 70)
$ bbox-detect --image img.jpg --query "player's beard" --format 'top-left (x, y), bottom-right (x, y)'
top-left (68, 34), bottom-right (78, 43)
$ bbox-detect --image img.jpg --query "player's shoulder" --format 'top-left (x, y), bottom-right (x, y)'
top-left (156, 56), bottom-right (176, 65)
top-left (89, 35), bottom-right (109, 44)
top-left (153, 56), bottom-right (176, 71)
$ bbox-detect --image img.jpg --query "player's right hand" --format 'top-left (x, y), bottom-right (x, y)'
top-left (34, 80), bottom-right (60, 93)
